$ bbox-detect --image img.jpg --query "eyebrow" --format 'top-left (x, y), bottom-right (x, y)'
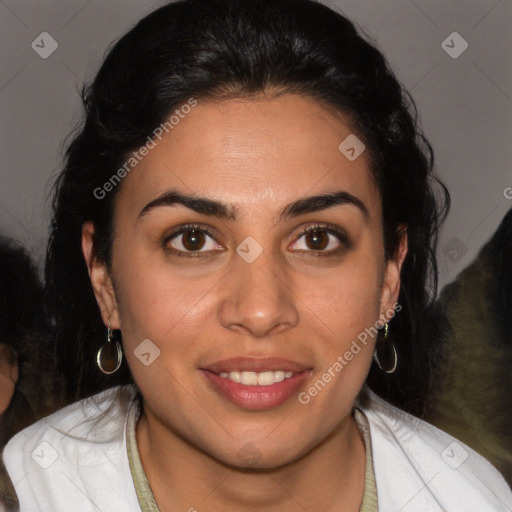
top-left (139, 191), bottom-right (236, 219)
top-left (138, 189), bottom-right (369, 221)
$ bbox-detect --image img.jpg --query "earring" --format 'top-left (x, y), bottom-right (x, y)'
top-left (373, 323), bottom-right (397, 374)
top-left (96, 322), bottom-right (123, 374)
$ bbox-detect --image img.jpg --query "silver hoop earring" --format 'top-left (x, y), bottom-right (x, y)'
top-left (373, 323), bottom-right (397, 374)
top-left (96, 323), bottom-right (123, 375)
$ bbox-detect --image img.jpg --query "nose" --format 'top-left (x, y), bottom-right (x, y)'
top-left (218, 250), bottom-right (299, 338)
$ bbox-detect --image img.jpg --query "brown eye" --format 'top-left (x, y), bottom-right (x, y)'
top-left (290, 224), bottom-right (348, 255)
top-left (165, 226), bottom-right (223, 256)
top-left (304, 229), bottom-right (329, 250)
top-left (182, 229), bottom-right (206, 251)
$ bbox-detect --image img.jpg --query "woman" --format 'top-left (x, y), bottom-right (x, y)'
top-left (3, 0), bottom-right (511, 510)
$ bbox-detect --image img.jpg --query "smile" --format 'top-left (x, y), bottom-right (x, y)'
top-left (201, 368), bottom-right (311, 410)
top-left (217, 370), bottom-right (295, 386)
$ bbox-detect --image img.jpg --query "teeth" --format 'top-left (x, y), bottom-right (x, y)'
top-left (257, 371), bottom-right (274, 385)
top-left (217, 370), bottom-right (296, 386)
top-left (241, 371), bottom-right (258, 385)
top-left (274, 371), bottom-right (285, 382)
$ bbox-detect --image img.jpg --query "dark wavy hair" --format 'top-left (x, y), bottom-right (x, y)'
top-left (46, 0), bottom-right (449, 417)
top-left (0, 237), bottom-right (63, 447)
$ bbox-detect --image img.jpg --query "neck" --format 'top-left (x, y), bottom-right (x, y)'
top-left (136, 406), bottom-right (366, 512)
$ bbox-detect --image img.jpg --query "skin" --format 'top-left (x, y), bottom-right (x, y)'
top-left (82, 94), bottom-right (407, 512)
top-left (0, 344), bottom-right (18, 415)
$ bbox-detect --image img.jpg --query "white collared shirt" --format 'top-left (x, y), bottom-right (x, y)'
top-left (2, 385), bottom-right (511, 511)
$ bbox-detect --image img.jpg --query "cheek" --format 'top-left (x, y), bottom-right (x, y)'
top-left (112, 249), bottom-right (220, 356)
top-left (298, 250), bottom-right (382, 399)
top-left (304, 255), bottom-right (382, 337)
top-left (114, 264), bottom-right (217, 414)
top-left (299, 263), bottom-right (381, 410)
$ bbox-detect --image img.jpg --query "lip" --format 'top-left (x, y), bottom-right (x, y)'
top-left (202, 356), bottom-right (310, 374)
top-left (201, 370), bottom-right (311, 410)
top-left (200, 356), bottom-right (312, 410)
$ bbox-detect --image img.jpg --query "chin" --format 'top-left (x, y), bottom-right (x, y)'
top-left (206, 437), bottom-right (308, 471)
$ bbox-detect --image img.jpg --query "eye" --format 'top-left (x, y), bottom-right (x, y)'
top-left (164, 225), bottom-right (223, 256)
top-left (290, 224), bottom-right (349, 254)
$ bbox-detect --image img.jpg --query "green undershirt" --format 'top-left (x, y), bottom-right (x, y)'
top-left (126, 401), bottom-right (378, 511)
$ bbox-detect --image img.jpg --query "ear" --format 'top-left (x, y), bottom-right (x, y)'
top-left (0, 344), bottom-right (18, 385)
top-left (81, 221), bottom-right (121, 329)
top-left (0, 344), bottom-right (18, 415)
top-left (380, 225), bottom-right (408, 321)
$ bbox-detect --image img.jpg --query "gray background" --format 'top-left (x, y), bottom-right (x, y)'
top-left (1, 0), bottom-right (511, 290)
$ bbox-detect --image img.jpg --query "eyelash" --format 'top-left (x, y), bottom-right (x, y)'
top-left (162, 224), bottom-right (219, 259)
top-left (162, 223), bottom-right (350, 258)
top-left (294, 224), bottom-right (350, 257)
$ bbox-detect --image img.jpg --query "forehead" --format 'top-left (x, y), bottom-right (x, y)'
top-left (117, 94), bottom-right (379, 219)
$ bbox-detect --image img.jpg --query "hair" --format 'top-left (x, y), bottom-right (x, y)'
top-left (0, 237), bottom-right (64, 447)
top-left (46, 0), bottom-right (449, 417)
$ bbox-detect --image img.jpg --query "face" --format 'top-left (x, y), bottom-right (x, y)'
top-left (83, 94), bottom-right (406, 468)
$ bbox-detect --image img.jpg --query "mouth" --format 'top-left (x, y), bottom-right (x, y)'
top-left (216, 369), bottom-right (295, 386)
top-left (200, 357), bottom-right (312, 410)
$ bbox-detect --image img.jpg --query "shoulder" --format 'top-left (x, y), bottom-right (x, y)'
top-left (2, 385), bottom-right (141, 512)
top-left (357, 386), bottom-right (512, 512)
